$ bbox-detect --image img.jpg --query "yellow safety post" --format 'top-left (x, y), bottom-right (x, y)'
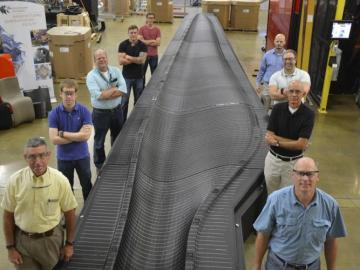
top-left (318, 0), bottom-right (346, 113)
top-left (301, 0), bottom-right (315, 71)
top-left (296, 1), bottom-right (306, 67)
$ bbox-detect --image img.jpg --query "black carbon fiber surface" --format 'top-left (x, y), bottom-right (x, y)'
top-left (59, 12), bottom-right (267, 270)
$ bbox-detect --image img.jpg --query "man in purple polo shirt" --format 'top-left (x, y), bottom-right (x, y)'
top-left (48, 79), bottom-right (93, 200)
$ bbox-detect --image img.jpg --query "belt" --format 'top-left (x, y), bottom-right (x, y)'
top-left (274, 253), bottom-right (317, 270)
top-left (20, 227), bottom-right (55, 239)
top-left (93, 104), bottom-right (121, 112)
top-left (270, 149), bottom-right (303, 162)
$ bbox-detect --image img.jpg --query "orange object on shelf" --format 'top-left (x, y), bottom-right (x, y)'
top-left (0, 54), bottom-right (16, 79)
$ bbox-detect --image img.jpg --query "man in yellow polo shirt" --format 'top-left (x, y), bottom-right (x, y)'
top-left (1, 137), bottom-right (78, 270)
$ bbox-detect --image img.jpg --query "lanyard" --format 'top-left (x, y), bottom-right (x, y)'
top-left (97, 68), bottom-right (118, 88)
top-left (97, 68), bottom-right (112, 87)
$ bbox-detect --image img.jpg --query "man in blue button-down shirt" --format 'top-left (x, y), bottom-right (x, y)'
top-left (86, 49), bottom-right (127, 171)
top-left (253, 157), bottom-right (347, 270)
top-left (256, 34), bottom-right (286, 112)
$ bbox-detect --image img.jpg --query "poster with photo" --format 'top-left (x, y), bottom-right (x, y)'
top-left (0, 1), bottom-right (55, 101)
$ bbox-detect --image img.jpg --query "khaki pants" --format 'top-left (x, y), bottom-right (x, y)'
top-left (15, 225), bottom-right (63, 270)
top-left (260, 83), bottom-right (272, 113)
top-left (264, 152), bottom-right (297, 194)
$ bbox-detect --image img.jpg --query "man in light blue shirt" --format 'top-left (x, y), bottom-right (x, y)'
top-left (256, 34), bottom-right (286, 111)
top-left (86, 49), bottom-right (127, 170)
top-left (253, 157), bottom-right (347, 270)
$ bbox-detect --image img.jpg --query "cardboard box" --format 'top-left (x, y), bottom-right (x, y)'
top-left (148, 0), bottom-right (173, 23)
top-left (68, 12), bottom-right (91, 27)
top-left (47, 26), bottom-right (92, 79)
top-left (230, 0), bottom-right (261, 31)
top-left (108, 0), bottom-right (130, 16)
top-left (129, 0), bottom-right (137, 11)
top-left (202, 0), bottom-right (231, 29)
top-left (56, 13), bottom-right (69, 26)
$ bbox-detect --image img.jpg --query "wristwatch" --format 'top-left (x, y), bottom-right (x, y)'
top-left (59, 131), bottom-right (64, 138)
top-left (65, 240), bottom-right (74, 246)
top-left (6, 244), bottom-right (16, 250)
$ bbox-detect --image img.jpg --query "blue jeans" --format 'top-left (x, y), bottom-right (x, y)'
top-left (143, 55), bottom-right (158, 86)
top-left (265, 250), bottom-right (320, 270)
top-left (144, 55), bottom-right (158, 75)
top-left (92, 106), bottom-right (123, 169)
top-left (122, 78), bottom-right (144, 121)
top-left (57, 157), bottom-right (92, 200)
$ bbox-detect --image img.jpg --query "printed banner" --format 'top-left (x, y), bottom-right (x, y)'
top-left (0, 1), bottom-right (55, 101)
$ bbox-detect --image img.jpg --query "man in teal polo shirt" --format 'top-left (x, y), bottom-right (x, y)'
top-left (49, 79), bottom-right (93, 200)
top-left (253, 157), bottom-right (347, 270)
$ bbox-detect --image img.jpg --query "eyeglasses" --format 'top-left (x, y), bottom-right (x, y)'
top-left (288, 89), bottom-right (302, 95)
top-left (284, 57), bottom-right (295, 61)
top-left (293, 169), bottom-right (319, 178)
top-left (62, 91), bottom-right (76, 96)
top-left (26, 152), bottom-right (49, 161)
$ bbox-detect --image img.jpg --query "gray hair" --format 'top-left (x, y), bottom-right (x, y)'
top-left (94, 48), bottom-right (107, 59)
top-left (25, 137), bottom-right (47, 149)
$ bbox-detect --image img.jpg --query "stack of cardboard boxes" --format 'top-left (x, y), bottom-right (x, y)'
top-left (202, 0), bottom-right (262, 31)
top-left (108, 0), bottom-right (130, 16)
top-left (202, 0), bottom-right (231, 29)
top-left (47, 26), bottom-right (92, 80)
top-left (148, 0), bottom-right (173, 23)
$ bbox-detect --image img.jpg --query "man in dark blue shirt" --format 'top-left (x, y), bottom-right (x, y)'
top-left (49, 79), bottom-right (93, 200)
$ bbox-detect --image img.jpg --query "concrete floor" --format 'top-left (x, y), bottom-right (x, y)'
top-left (1, 4), bottom-right (360, 270)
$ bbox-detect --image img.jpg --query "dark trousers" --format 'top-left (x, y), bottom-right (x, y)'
top-left (122, 78), bottom-right (144, 121)
top-left (143, 55), bottom-right (158, 86)
top-left (265, 250), bottom-right (320, 270)
top-left (92, 107), bottom-right (123, 169)
top-left (57, 157), bottom-right (92, 200)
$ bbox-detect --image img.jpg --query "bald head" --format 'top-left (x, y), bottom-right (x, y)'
top-left (293, 157), bottom-right (319, 202)
top-left (294, 157), bottom-right (318, 172)
top-left (275, 33), bottom-right (285, 41)
top-left (274, 34), bottom-right (286, 51)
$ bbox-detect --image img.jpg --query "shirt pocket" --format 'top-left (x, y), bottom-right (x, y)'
top-left (277, 217), bottom-right (298, 238)
top-left (45, 198), bottom-right (59, 216)
top-left (308, 219), bottom-right (331, 245)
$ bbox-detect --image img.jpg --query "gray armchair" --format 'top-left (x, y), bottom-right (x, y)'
top-left (0, 77), bottom-right (35, 126)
